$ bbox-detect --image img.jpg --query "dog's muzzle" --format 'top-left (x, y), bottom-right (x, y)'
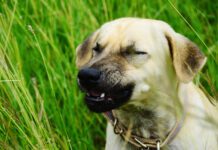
top-left (77, 68), bottom-right (134, 112)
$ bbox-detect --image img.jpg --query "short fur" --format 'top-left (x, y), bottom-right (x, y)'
top-left (76, 18), bottom-right (218, 150)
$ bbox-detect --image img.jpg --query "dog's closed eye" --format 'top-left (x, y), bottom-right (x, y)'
top-left (134, 51), bottom-right (147, 55)
top-left (123, 44), bottom-right (148, 56)
top-left (123, 50), bottom-right (148, 56)
top-left (123, 49), bottom-right (149, 66)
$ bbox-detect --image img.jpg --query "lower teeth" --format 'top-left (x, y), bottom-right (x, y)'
top-left (86, 92), bottom-right (113, 101)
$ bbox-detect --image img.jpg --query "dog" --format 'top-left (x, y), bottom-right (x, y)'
top-left (76, 18), bottom-right (218, 150)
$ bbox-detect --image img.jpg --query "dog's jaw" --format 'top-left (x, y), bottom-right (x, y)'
top-left (78, 77), bottom-right (135, 112)
top-left (84, 84), bottom-right (134, 112)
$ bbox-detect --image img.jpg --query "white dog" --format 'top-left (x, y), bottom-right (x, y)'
top-left (76, 18), bottom-right (218, 150)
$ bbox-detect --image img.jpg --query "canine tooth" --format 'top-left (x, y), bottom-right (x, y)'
top-left (100, 93), bottom-right (105, 98)
top-left (87, 93), bottom-right (90, 96)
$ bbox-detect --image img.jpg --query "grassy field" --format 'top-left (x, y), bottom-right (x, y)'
top-left (0, 0), bottom-right (217, 149)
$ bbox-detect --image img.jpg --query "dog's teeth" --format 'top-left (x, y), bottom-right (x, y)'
top-left (100, 93), bottom-right (105, 98)
top-left (87, 93), bottom-right (90, 96)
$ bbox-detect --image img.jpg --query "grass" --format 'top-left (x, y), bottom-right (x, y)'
top-left (0, 0), bottom-right (217, 149)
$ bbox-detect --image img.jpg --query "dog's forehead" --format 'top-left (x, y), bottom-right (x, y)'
top-left (97, 18), bottom-right (167, 53)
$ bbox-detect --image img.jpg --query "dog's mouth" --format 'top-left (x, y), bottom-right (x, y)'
top-left (83, 84), bottom-right (134, 113)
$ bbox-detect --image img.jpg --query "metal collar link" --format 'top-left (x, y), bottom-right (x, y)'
top-left (104, 110), bottom-right (184, 150)
top-left (113, 118), bottom-right (124, 134)
top-left (135, 137), bottom-right (161, 150)
top-left (157, 141), bottom-right (160, 150)
top-left (113, 118), bottom-right (161, 150)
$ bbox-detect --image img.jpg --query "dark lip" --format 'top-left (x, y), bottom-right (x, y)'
top-left (84, 85), bottom-right (134, 113)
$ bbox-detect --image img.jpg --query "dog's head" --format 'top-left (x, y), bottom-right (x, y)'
top-left (76, 18), bottom-right (206, 113)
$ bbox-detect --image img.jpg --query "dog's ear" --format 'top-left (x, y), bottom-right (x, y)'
top-left (76, 31), bottom-right (99, 68)
top-left (165, 33), bottom-right (206, 83)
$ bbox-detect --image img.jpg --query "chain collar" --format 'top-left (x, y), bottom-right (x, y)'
top-left (103, 110), bottom-right (185, 150)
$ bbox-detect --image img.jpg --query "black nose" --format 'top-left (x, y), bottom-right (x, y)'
top-left (78, 68), bottom-right (101, 83)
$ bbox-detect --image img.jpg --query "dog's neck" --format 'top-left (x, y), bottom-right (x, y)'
top-left (113, 83), bottom-right (183, 141)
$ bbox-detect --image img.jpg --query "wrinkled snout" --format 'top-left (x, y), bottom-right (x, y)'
top-left (77, 67), bottom-right (134, 113)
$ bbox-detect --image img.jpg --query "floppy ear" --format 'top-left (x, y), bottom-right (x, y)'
top-left (165, 33), bottom-right (206, 83)
top-left (76, 31), bottom-right (98, 68)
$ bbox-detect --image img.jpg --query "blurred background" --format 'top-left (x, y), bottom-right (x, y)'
top-left (0, 0), bottom-right (217, 149)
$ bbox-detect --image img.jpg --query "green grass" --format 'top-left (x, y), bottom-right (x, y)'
top-left (0, 0), bottom-right (217, 149)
